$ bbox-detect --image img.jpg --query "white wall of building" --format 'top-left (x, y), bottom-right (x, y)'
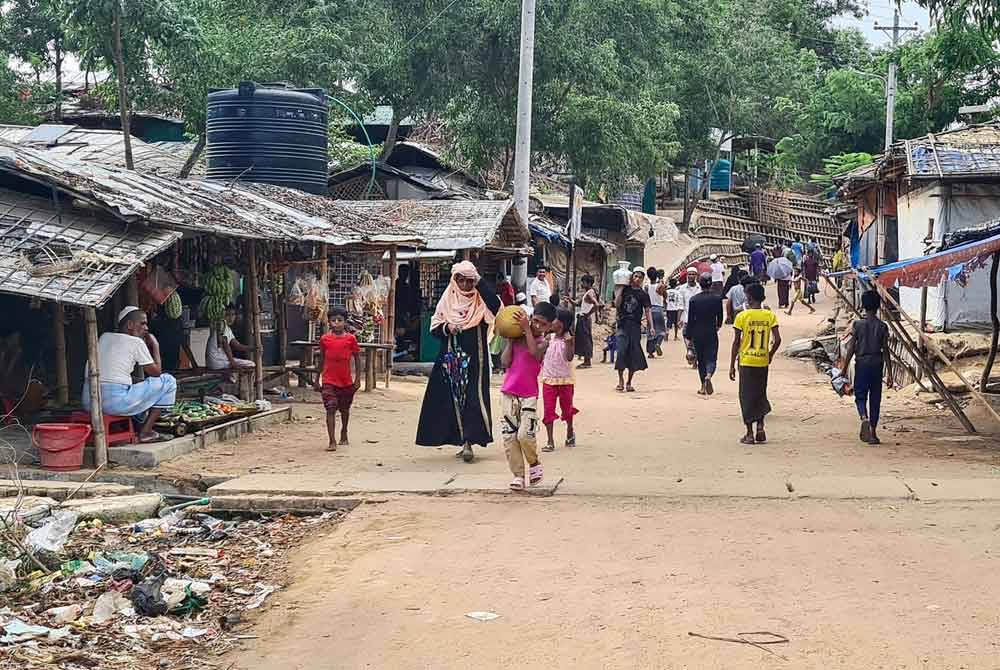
top-left (896, 182), bottom-right (1000, 330)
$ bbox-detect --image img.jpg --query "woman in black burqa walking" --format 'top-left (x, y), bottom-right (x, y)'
top-left (415, 261), bottom-right (500, 462)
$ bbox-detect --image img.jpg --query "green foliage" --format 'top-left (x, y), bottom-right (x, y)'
top-left (328, 124), bottom-right (378, 171)
top-left (0, 67), bottom-right (45, 125)
top-left (809, 152), bottom-right (873, 187)
top-left (918, 0), bottom-right (1000, 38)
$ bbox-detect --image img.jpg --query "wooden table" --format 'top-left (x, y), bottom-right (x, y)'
top-left (290, 340), bottom-right (395, 392)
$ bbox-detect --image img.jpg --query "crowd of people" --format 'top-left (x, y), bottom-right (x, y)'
top-left (307, 243), bottom-right (890, 491)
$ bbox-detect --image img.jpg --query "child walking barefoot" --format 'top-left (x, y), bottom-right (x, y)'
top-left (786, 267), bottom-right (816, 315)
top-left (314, 308), bottom-right (362, 451)
top-left (500, 303), bottom-right (555, 490)
top-left (542, 309), bottom-right (579, 452)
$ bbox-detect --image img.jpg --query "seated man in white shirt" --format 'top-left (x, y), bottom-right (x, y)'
top-left (206, 305), bottom-right (256, 370)
top-left (528, 266), bottom-right (553, 309)
top-left (83, 306), bottom-right (177, 443)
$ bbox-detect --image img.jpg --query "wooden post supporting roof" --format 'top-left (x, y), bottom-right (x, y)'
top-left (84, 307), bottom-right (108, 467)
top-left (53, 303), bottom-right (69, 406)
top-left (981, 251), bottom-right (999, 393)
top-left (385, 245), bottom-right (398, 388)
top-left (876, 283), bottom-right (1000, 431)
top-left (247, 241), bottom-right (264, 401)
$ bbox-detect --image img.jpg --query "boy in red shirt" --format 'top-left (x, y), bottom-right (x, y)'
top-left (314, 308), bottom-right (362, 451)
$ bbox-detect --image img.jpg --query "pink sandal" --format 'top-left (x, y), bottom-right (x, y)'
top-left (528, 464), bottom-right (544, 486)
top-left (509, 476), bottom-right (525, 491)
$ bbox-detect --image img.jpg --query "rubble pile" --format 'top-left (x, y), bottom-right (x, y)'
top-left (1, 501), bottom-right (346, 669)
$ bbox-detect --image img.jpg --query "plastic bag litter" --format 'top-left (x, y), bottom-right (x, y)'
top-left (26, 510), bottom-right (79, 553)
top-left (1, 618), bottom-right (51, 643)
top-left (0, 559), bottom-right (19, 591)
top-left (465, 611), bottom-right (500, 622)
top-left (94, 551), bottom-right (149, 575)
top-left (92, 591), bottom-right (134, 623)
top-left (131, 574), bottom-right (169, 617)
top-left (46, 604), bottom-right (83, 624)
top-left (244, 584), bottom-right (276, 610)
top-left (61, 559), bottom-right (95, 576)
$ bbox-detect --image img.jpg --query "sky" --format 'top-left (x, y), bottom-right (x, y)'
top-left (831, 0), bottom-right (932, 46)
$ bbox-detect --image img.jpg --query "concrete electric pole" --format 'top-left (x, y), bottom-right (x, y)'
top-left (874, 10), bottom-right (918, 152)
top-left (511, 0), bottom-right (536, 293)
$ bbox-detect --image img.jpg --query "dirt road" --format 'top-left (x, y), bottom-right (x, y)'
top-left (163, 284), bottom-right (1000, 669)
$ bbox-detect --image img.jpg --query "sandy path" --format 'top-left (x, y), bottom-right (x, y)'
top-left (231, 495), bottom-right (1000, 669)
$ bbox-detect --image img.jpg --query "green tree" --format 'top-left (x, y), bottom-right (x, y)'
top-left (917, 0), bottom-right (1000, 37)
top-left (0, 0), bottom-right (75, 121)
top-left (66, 0), bottom-right (198, 169)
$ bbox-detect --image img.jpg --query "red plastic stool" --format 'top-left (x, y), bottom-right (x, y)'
top-left (69, 411), bottom-right (136, 447)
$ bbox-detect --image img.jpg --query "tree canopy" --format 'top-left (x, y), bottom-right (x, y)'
top-left (1, 0), bottom-right (996, 190)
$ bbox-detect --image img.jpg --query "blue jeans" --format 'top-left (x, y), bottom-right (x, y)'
top-left (647, 306), bottom-right (666, 354)
top-left (854, 360), bottom-right (883, 427)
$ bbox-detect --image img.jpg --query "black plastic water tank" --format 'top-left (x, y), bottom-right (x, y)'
top-left (206, 82), bottom-right (328, 195)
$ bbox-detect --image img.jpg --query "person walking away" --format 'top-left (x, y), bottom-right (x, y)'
top-left (791, 239), bottom-right (804, 267)
top-left (709, 255), bottom-right (725, 294)
top-left (802, 249), bottom-right (821, 304)
top-left (416, 261), bottom-right (500, 462)
top-left (574, 274), bottom-right (601, 368)
top-left (614, 268), bottom-right (653, 392)
top-left (314, 308), bottom-right (362, 450)
top-left (500, 303), bottom-right (555, 489)
top-left (729, 283), bottom-right (781, 444)
top-left (676, 267), bottom-right (701, 366)
top-left (528, 266), bottom-right (552, 310)
top-left (726, 274), bottom-right (750, 323)
top-left (843, 290), bottom-right (893, 444)
top-left (786, 267), bottom-right (816, 315)
top-left (541, 308), bottom-right (578, 451)
top-left (646, 268), bottom-right (666, 357)
top-left (663, 277), bottom-right (682, 342)
top-left (497, 272), bottom-right (516, 307)
top-left (750, 244), bottom-right (768, 283)
top-left (686, 273), bottom-right (724, 395)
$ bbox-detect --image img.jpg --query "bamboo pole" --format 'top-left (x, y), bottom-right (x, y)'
top-left (276, 275), bottom-right (288, 366)
top-left (247, 241), bottom-right (264, 401)
top-left (385, 245), bottom-right (398, 388)
top-left (84, 308), bottom-right (107, 468)
top-left (875, 282), bottom-right (1000, 430)
top-left (981, 251), bottom-right (999, 393)
top-left (52, 303), bottom-right (69, 406)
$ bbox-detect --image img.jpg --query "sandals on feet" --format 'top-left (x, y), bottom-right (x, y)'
top-left (705, 378), bottom-right (714, 395)
top-left (461, 445), bottom-right (475, 463)
top-left (565, 435), bottom-right (576, 448)
top-left (625, 385), bottom-right (636, 393)
top-left (542, 443), bottom-right (555, 452)
top-left (615, 384), bottom-right (625, 392)
top-left (755, 428), bottom-right (767, 443)
top-left (740, 434), bottom-right (755, 445)
top-left (509, 476), bottom-right (525, 491)
top-left (528, 463), bottom-right (544, 486)
top-left (860, 419), bottom-right (872, 443)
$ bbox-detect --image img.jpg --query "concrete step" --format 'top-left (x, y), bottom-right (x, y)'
top-left (0, 479), bottom-right (135, 501)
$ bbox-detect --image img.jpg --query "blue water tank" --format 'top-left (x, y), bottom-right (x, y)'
top-left (710, 159), bottom-right (732, 192)
top-left (206, 82), bottom-right (329, 195)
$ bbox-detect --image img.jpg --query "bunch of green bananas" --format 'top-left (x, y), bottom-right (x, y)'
top-left (164, 292), bottom-right (183, 319)
top-left (202, 265), bottom-right (233, 324)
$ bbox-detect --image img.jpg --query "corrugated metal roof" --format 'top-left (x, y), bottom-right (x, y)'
top-left (324, 199), bottom-right (529, 251)
top-left (0, 188), bottom-right (180, 307)
top-left (0, 142), bottom-right (426, 248)
top-left (528, 214), bottom-right (617, 252)
top-left (0, 124), bottom-right (189, 175)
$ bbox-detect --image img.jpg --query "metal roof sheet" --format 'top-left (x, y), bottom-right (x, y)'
top-left (0, 188), bottom-right (180, 307)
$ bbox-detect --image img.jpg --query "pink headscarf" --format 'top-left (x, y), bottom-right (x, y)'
top-left (430, 261), bottom-right (495, 334)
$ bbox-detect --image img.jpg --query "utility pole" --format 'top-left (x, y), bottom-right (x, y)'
top-left (875, 10), bottom-right (918, 151)
top-left (511, 0), bottom-right (536, 294)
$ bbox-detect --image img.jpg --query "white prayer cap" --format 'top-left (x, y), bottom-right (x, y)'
top-left (117, 306), bottom-right (141, 323)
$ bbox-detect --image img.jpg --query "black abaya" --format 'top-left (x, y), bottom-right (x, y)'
top-left (415, 287), bottom-right (500, 447)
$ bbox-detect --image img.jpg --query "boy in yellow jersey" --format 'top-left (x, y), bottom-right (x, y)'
top-left (729, 283), bottom-right (782, 444)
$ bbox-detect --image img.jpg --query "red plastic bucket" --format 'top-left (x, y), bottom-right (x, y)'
top-left (33, 423), bottom-right (92, 471)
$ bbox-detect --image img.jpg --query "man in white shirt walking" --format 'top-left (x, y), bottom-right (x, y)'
top-left (528, 266), bottom-right (553, 309)
top-left (709, 254), bottom-right (725, 294)
top-left (676, 267), bottom-right (702, 367)
top-left (83, 306), bottom-right (177, 443)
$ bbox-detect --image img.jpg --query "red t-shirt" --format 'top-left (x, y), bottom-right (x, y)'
top-left (320, 332), bottom-right (360, 387)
